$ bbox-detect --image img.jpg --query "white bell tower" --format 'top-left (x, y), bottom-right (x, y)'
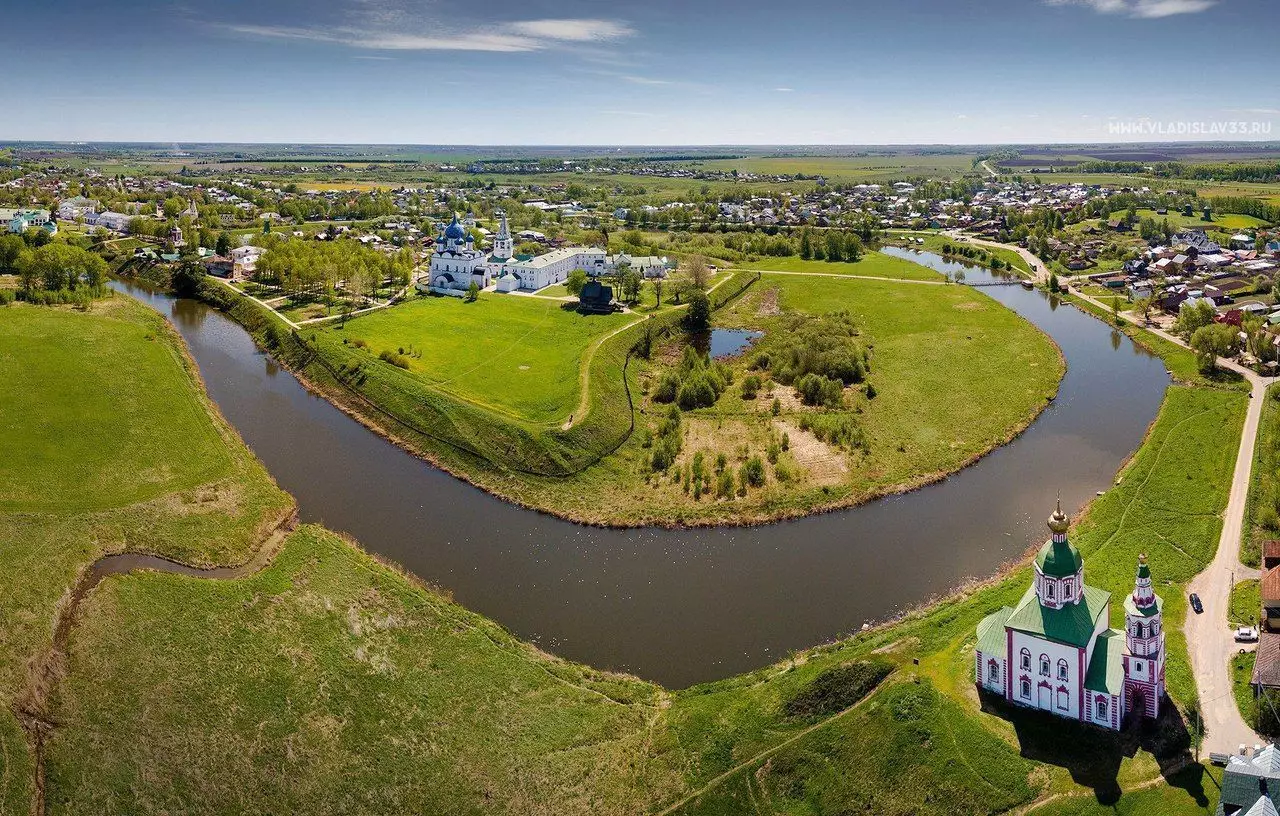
top-left (1123, 554), bottom-right (1165, 720)
top-left (493, 209), bottom-right (513, 261)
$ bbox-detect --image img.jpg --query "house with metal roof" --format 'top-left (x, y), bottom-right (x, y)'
top-left (975, 499), bottom-right (1166, 730)
top-left (1218, 745), bottom-right (1280, 815)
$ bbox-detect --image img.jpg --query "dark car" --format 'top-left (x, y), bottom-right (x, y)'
top-left (1190, 593), bottom-right (1203, 614)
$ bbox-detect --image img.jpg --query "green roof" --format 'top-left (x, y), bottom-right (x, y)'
top-left (1123, 593), bottom-right (1163, 618)
top-left (1035, 538), bottom-right (1083, 578)
top-left (1005, 584), bottom-right (1111, 648)
top-left (1084, 629), bottom-right (1125, 695)
top-left (976, 607), bottom-right (1013, 657)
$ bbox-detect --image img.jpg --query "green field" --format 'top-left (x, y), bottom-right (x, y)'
top-left (327, 293), bottom-right (635, 424)
top-left (0, 301), bottom-right (234, 512)
top-left (738, 251), bottom-right (945, 281)
top-left (1242, 386), bottom-right (1280, 566)
top-left (696, 153), bottom-right (980, 182)
top-left (1108, 208), bottom-right (1268, 232)
top-left (0, 298), bottom-right (293, 815)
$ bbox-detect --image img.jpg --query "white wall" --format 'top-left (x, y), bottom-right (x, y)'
top-left (1010, 631), bottom-right (1085, 720)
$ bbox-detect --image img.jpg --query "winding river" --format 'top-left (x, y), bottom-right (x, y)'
top-left (111, 250), bottom-right (1169, 688)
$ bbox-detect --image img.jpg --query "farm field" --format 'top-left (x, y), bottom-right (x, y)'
top-left (736, 250), bottom-right (945, 280)
top-left (326, 293), bottom-right (635, 424)
top-left (1107, 208), bottom-right (1269, 232)
top-left (695, 153), bottom-right (980, 181)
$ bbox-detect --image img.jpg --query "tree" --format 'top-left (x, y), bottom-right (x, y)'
top-left (215, 231), bottom-right (232, 256)
top-left (1175, 300), bottom-right (1216, 339)
top-left (466, 280), bottom-right (480, 302)
top-left (652, 277), bottom-right (664, 307)
top-left (684, 255), bottom-right (710, 290)
top-left (1132, 295), bottom-right (1154, 324)
top-left (619, 266), bottom-right (642, 303)
top-left (684, 289), bottom-right (711, 333)
top-left (162, 197), bottom-right (186, 219)
top-left (15, 243), bottom-right (108, 293)
top-left (565, 268), bottom-right (588, 296)
top-left (0, 234), bottom-right (25, 273)
top-left (1190, 323), bottom-right (1239, 373)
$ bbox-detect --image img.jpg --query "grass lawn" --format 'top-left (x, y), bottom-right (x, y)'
top-left (0, 297), bottom-right (293, 815)
top-left (0, 300), bottom-right (235, 513)
top-left (327, 292), bottom-right (635, 424)
top-left (737, 250), bottom-right (945, 281)
top-left (1230, 579), bottom-right (1261, 628)
top-left (1242, 386), bottom-right (1280, 566)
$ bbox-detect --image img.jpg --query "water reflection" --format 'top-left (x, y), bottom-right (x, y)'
top-left (109, 257), bottom-right (1169, 688)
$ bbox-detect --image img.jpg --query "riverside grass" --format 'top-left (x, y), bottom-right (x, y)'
top-left (0, 298), bottom-right (293, 815)
top-left (9, 289), bottom-right (1242, 814)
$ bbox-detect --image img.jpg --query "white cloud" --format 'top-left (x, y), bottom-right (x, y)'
top-left (775, 87), bottom-right (794, 92)
top-left (1044, 0), bottom-right (1217, 16)
top-left (506, 19), bottom-right (634, 42)
top-left (220, 12), bottom-right (635, 53)
top-left (620, 75), bottom-right (672, 86)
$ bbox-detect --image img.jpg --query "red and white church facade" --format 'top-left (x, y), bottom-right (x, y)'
top-left (975, 500), bottom-right (1165, 730)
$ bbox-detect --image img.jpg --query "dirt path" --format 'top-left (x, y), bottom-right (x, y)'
top-left (651, 676), bottom-right (893, 815)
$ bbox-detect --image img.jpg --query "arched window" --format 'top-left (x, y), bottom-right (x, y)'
top-left (1097, 698), bottom-right (1108, 719)
top-left (1040, 655), bottom-right (1050, 676)
top-left (1046, 581), bottom-right (1055, 600)
top-left (1021, 679), bottom-right (1031, 698)
top-left (1057, 689), bottom-right (1069, 710)
top-left (1138, 622), bottom-right (1147, 638)
top-left (1058, 659), bottom-right (1069, 681)
top-left (989, 662), bottom-right (999, 681)
top-left (1064, 581), bottom-right (1073, 601)
top-left (1021, 649), bottom-right (1031, 670)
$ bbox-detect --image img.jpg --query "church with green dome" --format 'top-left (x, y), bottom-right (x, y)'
top-left (974, 499), bottom-right (1166, 730)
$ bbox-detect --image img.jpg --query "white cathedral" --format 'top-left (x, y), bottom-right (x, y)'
top-left (422, 210), bottom-right (671, 297)
top-left (975, 499), bottom-right (1165, 730)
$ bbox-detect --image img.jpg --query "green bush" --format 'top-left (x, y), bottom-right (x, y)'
top-left (741, 375), bottom-right (762, 400)
top-left (795, 373), bottom-right (845, 408)
top-left (378, 349), bottom-right (412, 370)
top-left (783, 660), bottom-right (893, 719)
top-left (742, 456), bottom-right (765, 488)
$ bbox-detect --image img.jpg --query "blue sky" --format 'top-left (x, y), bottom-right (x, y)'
top-left (4, 0), bottom-right (1277, 144)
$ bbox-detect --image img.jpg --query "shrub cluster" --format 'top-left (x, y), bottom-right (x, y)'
top-left (653, 346), bottom-right (734, 410)
top-left (649, 405), bottom-right (683, 471)
top-left (799, 413), bottom-right (868, 453)
top-left (783, 660), bottom-right (894, 719)
top-left (753, 311), bottom-right (869, 389)
top-left (378, 349), bottom-right (412, 370)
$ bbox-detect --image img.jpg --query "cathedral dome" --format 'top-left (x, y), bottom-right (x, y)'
top-left (444, 216), bottom-right (467, 240)
top-left (1035, 498), bottom-right (1082, 577)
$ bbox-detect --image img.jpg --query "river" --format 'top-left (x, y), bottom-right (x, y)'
top-left (110, 250), bottom-right (1169, 688)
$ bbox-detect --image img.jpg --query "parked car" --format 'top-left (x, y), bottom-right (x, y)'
top-left (1235, 626), bottom-right (1259, 642)
top-left (1190, 593), bottom-right (1203, 614)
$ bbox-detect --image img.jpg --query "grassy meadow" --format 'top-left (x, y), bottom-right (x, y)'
top-left (326, 293), bottom-right (635, 424)
top-left (1107, 208), bottom-right (1268, 232)
top-left (0, 298), bottom-right (293, 815)
top-left (1242, 386), bottom-right (1280, 567)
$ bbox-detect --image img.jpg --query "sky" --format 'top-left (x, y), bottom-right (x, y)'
top-left (3, 0), bottom-right (1278, 145)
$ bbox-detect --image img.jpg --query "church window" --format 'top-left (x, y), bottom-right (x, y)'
top-left (1021, 679), bottom-right (1031, 699)
top-left (1021, 649), bottom-right (1031, 670)
top-left (1097, 698), bottom-right (1108, 719)
top-left (1064, 581), bottom-right (1073, 600)
top-left (1057, 690), bottom-right (1069, 710)
top-left (1040, 655), bottom-right (1049, 676)
top-left (1046, 581), bottom-right (1055, 600)
top-left (1058, 659), bottom-right (1069, 681)
top-left (989, 662), bottom-right (999, 682)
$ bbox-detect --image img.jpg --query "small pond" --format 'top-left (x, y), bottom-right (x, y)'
top-left (697, 328), bottom-right (764, 360)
